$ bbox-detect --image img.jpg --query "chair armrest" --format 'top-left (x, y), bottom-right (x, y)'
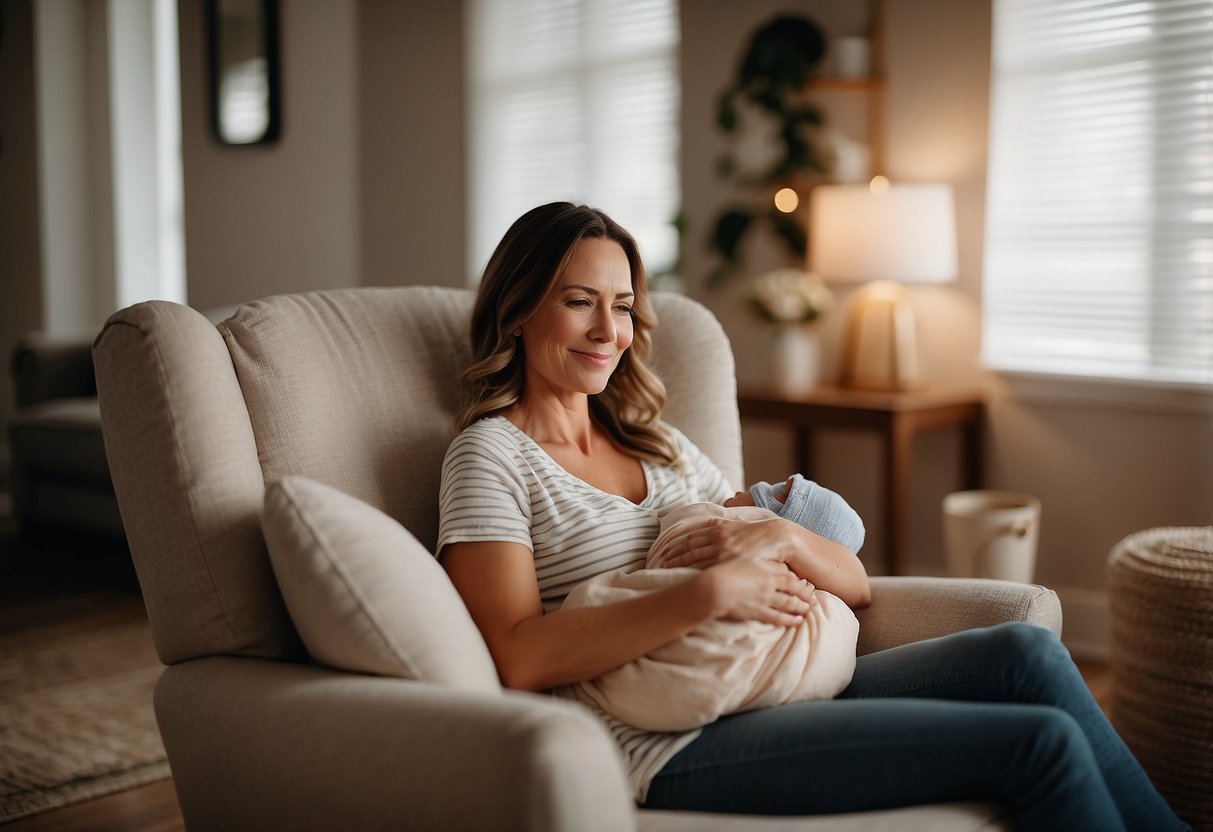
top-left (155, 657), bottom-right (636, 832)
top-left (855, 576), bottom-right (1062, 656)
top-left (10, 330), bottom-right (99, 407)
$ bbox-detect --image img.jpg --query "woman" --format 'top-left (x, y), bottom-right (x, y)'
top-left (437, 202), bottom-right (1186, 830)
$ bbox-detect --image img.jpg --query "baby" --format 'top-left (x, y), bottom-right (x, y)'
top-left (557, 475), bottom-right (865, 732)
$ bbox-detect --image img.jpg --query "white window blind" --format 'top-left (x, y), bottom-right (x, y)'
top-left (467, 0), bottom-right (679, 284)
top-left (983, 0), bottom-right (1213, 387)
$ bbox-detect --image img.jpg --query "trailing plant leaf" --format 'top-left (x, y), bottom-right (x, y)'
top-left (769, 208), bottom-right (808, 263)
top-left (789, 106), bottom-right (824, 128)
top-left (717, 87), bottom-right (739, 132)
top-left (710, 209), bottom-right (754, 264)
top-left (747, 87), bottom-right (784, 114)
top-left (706, 263), bottom-right (730, 288)
top-left (738, 16), bottom-right (826, 94)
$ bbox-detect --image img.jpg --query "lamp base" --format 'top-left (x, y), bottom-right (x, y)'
top-left (839, 280), bottom-right (923, 392)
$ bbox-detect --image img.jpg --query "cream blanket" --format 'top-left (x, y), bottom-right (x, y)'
top-left (558, 503), bottom-right (859, 731)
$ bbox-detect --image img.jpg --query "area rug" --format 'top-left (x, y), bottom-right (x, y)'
top-left (0, 608), bottom-right (169, 822)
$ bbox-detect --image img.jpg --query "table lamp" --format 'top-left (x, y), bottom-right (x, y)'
top-left (809, 178), bottom-right (957, 391)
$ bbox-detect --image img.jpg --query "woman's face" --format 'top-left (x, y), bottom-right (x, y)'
top-left (517, 237), bottom-right (635, 400)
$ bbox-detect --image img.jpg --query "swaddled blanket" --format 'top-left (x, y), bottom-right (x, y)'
top-left (558, 501), bottom-right (860, 732)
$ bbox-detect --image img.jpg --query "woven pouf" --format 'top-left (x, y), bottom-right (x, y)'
top-left (1108, 526), bottom-right (1213, 830)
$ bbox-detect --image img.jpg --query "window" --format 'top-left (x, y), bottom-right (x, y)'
top-left (983, 0), bottom-right (1212, 388)
top-left (35, 0), bottom-right (186, 334)
top-left (467, 0), bottom-right (679, 284)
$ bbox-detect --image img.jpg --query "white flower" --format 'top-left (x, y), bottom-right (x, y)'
top-left (743, 269), bottom-right (834, 325)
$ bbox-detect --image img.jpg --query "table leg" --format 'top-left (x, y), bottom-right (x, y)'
top-left (885, 416), bottom-right (913, 576)
top-left (962, 417), bottom-right (983, 490)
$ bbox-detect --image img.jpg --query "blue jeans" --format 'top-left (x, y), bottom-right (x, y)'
top-left (644, 623), bottom-right (1187, 831)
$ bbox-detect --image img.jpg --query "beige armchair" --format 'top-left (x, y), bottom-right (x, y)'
top-left (94, 287), bottom-right (1061, 831)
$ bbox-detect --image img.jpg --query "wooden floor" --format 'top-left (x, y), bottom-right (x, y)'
top-left (0, 501), bottom-right (186, 832)
top-left (0, 501), bottom-right (1112, 831)
top-left (3, 779), bottom-right (185, 832)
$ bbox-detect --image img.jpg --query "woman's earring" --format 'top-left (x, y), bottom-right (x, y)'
top-left (513, 328), bottom-right (522, 337)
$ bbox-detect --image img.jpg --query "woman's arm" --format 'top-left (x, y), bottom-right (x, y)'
top-left (657, 517), bottom-right (872, 609)
top-left (442, 540), bottom-right (816, 692)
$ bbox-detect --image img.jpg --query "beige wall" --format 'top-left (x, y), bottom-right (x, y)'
top-left (358, 1), bottom-right (466, 289)
top-left (178, 0), bottom-right (361, 310)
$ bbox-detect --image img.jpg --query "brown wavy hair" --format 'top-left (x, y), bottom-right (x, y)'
top-left (456, 202), bottom-right (677, 465)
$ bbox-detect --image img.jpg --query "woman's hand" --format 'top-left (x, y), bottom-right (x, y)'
top-left (660, 516), bottom-right (798, 569)
top-left (663, 516), bottom-right (873, 610)
top-left (703, 557), bottom-right (817, 628)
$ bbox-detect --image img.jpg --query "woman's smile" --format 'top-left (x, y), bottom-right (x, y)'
top-left (518, 237), bottom-right (635, 397)
top-left (571, 349), bottom-right (615, 368)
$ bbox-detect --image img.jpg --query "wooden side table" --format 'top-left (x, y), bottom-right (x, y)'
top-left (737, 385), bottom-right (985, 576)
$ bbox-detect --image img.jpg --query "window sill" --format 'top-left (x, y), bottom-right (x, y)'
top-left (990, 368), bottom-right (1213, 416)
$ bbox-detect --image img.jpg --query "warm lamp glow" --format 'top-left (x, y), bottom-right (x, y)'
top-left (809, 182), bottom-right (958, 391)
top-left (773, 187), bottom-right (799, 213)
top-left (809, 184), bottom-right (957, 284)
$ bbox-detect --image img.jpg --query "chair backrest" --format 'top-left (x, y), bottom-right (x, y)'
top-left (95, 287), bottom-right (742, 665)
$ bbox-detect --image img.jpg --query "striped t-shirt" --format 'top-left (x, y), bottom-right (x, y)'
top-left (436, 415), bottom-right (733, 800)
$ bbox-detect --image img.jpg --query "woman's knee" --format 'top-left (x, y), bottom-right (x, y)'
top-left (1021, 708), bottom-right (1104, 788)
top-left (981, 621), bottom-right (1068, 665)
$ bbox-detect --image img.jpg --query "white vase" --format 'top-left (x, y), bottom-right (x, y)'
top-left (770, 325), bottom-right (821, 397)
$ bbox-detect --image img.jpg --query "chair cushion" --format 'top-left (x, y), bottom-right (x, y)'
top-left (222, 287), bottom-right (473, 555)
top-left (96, 302), bottom-right (303, 665)
top-left (262, 475), bottom-right (501, 692)
top-left (9, 398), bottom-right (109, 479)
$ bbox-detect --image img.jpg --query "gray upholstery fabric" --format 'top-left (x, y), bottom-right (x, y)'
top-left (647, 293), bottom-right (744, 490)
top-left (156, 657), bottom-right (637, 832)
top-left (8, 398), bottom-right (120, 535)
top-left (221, 287), bottom-right (472, 554)
top-left (94, 302), bottom-right (303, 664)
top-left (856, 576), bottom-right (1062, 656)
top-left (262, 476), bottom-right (501, 690)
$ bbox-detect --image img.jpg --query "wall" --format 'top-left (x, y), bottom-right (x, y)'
top-left (357, 1), bottom-right (466, 289)
top-left (178, 0), bottom-right (361, 309)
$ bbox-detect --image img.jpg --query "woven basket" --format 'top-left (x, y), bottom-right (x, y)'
top-left (1108, 526), bottom-right (1213, 830)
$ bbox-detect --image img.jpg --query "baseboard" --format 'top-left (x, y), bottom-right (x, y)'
top-left (1054, 585), bottom-right (1110, 661)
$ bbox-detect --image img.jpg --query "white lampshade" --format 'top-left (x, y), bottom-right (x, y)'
top-left (808, 182), bottom-right (958, 391)
top-left (809, 183), bottom-right (957, 284)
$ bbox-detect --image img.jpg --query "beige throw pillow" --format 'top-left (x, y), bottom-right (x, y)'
top-left (262, 476), bottom-right (500, 692)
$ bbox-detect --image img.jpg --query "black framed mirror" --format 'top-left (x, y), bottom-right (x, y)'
top-left (206, 0), bottom-right (281, 145)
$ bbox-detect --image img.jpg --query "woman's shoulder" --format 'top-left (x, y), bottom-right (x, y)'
top-left (444, 416), bottom-right (523, 464)
top-left (452, 414), bottom-right (512, 442)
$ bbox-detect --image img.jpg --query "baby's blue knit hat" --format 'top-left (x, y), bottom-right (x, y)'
top-left (749, 474), bottom-right (865, 555)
